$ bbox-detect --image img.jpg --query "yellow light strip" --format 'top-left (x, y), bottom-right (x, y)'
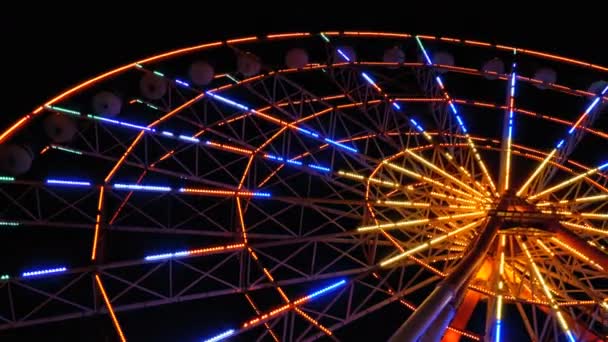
top-left (518, 238), bottom-right (574, 337)
top-left (375, 200), bottom-right (430, 208)
top-left (337, 170), bottom-right (400, 188)
top-left (529, 166), bottom-right (605, 200)
top-left (359, 211), bottom-right (485, 232)
top-left (550, 237), bottom-right (604, 271)
top-left (382, 161), bottom-right (484, 202)
top-left (404, 150), bottom-right (487, 199)
top-left (535, 239), bottom-right (555, 256)
top-left (560, 193), bottom-right (608, 205)
top-left (560, 221), bottom-right (608, 236)
top-left (430, 192), bottom-right (478, 205)
top-left (580, 212), bottom-right (608, 220)
top-left (517, 148), bottom-right (557, 196)
top-left (379, 220), bottom-right (482, 266)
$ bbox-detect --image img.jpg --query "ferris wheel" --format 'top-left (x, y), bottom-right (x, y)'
top-left (0, 31), bottom-right (607, 341)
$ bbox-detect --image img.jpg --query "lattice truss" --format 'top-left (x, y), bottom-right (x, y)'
top-left (0, 32), bottom-right (607, 341)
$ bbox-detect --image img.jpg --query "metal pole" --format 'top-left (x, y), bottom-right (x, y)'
top-left (388, 217), bottom-right (499, 342)
top-left (419, 303), bottom-right (456, 342)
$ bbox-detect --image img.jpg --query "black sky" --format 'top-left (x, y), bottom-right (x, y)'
top-left (1, 8), bottom-right (606, 128)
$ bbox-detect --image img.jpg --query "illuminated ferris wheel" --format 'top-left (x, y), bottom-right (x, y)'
top-left (0, 31), bottom-right (607, 341)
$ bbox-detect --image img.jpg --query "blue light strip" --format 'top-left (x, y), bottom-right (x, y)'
top-left (205, 92), bottom-right (250, 111)
top-left (46, 179), bottom-right (91, 187)
top-left (145, 253), bottom-right (173, 261)
top-left (410, 119), bottom-right (425, 132)
top-left (308, 164), bottom-right (331, 172)
top-left (22, 267), bottom-right (67, 278)
top-left (88, 115), bottom-right (155, 132)
top-left (565, 83), bottom-right (608, 136)
top-left (323, 138), bottom-right (358, 153)
top-left (264, 153), bottom-right (332, 172)
top-left (202, 329), bottom-right (235, 342)
top-left (175, 79), bottom-right (190, 87)
top-left (361, 72), bottom-right (376, 87)
top-left (0, 221), bottom-right (19, 226)
top-left (565, 330), bottom-right (576, 342)
top-left (415, 37), bottom-right (471, 135)
top-left (296, 127), bottom-right (319, 138)
top-left (253, 192), bottom-right (271, 198)
top-left (205, 92), bottom-right (358, 153)
top-left (113, 184), bottom-right (172, 192)
top-left (178, 135), bottom-right (200, 143)
top-left (162, 131), bottom-right (174, 137)
top-left (336, 49), bottom-right (351, 62)
top-left (307, 279), bottom-right (346, 299)
top-left (494, 320), bottom-right (501, 342)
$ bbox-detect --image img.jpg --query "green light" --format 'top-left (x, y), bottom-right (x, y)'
top-left (51, 145), bottom-right (82, 155)
top-left (153, 71), bottom-right (164, 77)
top-left (0, 221), bottom-right (19, 226)
top-left (0, 275), bottom-right (8, 280)
top-left (147, 104), bottom-right (159, 110)
top-left (135, 63), bottom-right (143, 69)
top-left (226, 74), bottom-right (239, 83)
top-left (320, 33), bottom-right (330, 43)
top-left (47, 106), bottom-right (81, 116)
top-left (0, 176), bottom-right (14, 182)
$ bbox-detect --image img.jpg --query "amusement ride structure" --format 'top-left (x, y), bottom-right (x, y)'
top-left (0, 31), bottom-right (607, 341)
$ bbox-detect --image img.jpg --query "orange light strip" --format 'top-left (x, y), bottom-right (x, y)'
top-left (95, 274), bottom-right (127, 342)
top-left (226, 36), bottom-right (258, 44)
top-left (294, 307), bottom-right (333, 336)
top-left (464, 39), bottom-right (492, 47)
top-left (0, 115), bottom-right (31, 144)
top-left (205, 141), bottom-right (253, 155)
top-left (91, 186), bottom-right (105, 261)
top-left (104, 132), bottom-right (144, 183)
top-left (244, 294), bottom-right (280, 342)
top-left (267, 32), bottom-right (310, 39)
top-left (343, 31), bottom-right (411, 38)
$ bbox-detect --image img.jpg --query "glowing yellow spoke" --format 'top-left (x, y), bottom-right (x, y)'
top-left (337, 170), bottom-right (402, 189)
top-left (491, 234), bottom-right (507, 342)
top-left (404, 150), bottom-right (487, 198)
top-left (358, 211), bottom-right (486, 232)
top-left (379, 220), bottom-right (482, 267)
top-left (579, 212), bottom-right (608, 220)
top-left (550, 237), bottom-right (604, 271)
top-left (382, 161), bottom-right (485, 202)
top-left (560, 221), bottom-right (608, 236)
top-left (374, 200), bottom-right (430, 208)
top-left (430, 191), bottom-right (478, 205)
top-left (338, 170), bottom-right (479, 205)
top-left (535, 239), bottom-right (555, 256)
top-left (517, 148), bottom-right (557, 196)
top-left (556, 193), bottom-right (608, 205)
top-left (528, 162), bottom-right (608, 200)
top-left (374, 200), bottom-right (480, 211)
top-left (518, 237), bottom-right (577, 341)
top-left (544, 210), bottom-right (608, 220)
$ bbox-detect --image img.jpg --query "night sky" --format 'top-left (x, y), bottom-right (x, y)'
top-left (1, 8), bottom-right (606, 342)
